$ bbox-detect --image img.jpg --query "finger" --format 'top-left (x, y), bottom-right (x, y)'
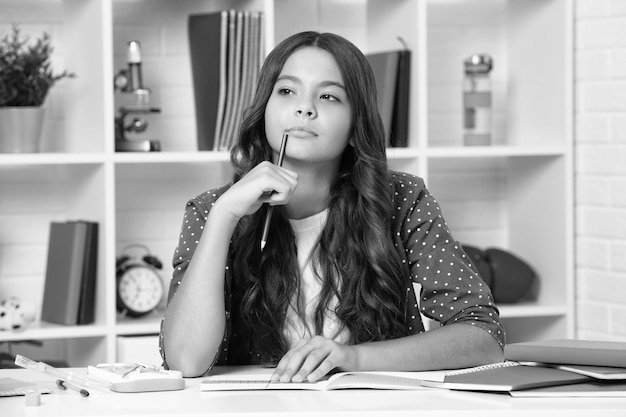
top-left (271, 339), bottom-right (309, 382)
top-left (275, 340), bottom-right (320, 383)
top-left (254, 167), bottom-right (298, 204)
top-left (291, 347), bottom-right (332, 383)
top-left (305, 355), bottom-right (337, 382)
top-left (254, 161), bottom-right (298, 182)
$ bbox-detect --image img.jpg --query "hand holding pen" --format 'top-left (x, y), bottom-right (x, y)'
top-left (261, 133), bottom-right (289, 252)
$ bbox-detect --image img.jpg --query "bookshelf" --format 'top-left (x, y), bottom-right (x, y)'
top-left (0, 0), bottom-right (573, 365)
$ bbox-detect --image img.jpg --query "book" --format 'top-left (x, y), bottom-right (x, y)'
top-left (76, 221), bottom-right (98, 324)
top-left (504, 339), bottom-right (626, 368)
top-left (418, 361), bottom-right (590, 392)
top-left (200, 366), bottom-right (449, 391)
top-left (365, 48), bottom-right (410, 148)
top-left (219, 9), bottom-right (239, 151)
top-left (188, 10), bottom-right (264, 152)
top-left (509, 381), bottom-right (626, 397)
top-left (525, 363), bottom-right (626, 380)
top-left (390, 49), bottom-right (410, 147)
top-left (41, 220), bottom-right (98, 325)
top-left (188, 11), bottom-right (227, 151)
top-left (366, 51), bottom-right (399, 146)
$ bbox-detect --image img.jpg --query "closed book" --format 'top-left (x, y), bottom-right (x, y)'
top-left (504, 339), bottom-right (626, 368)
top-left (419, 361), bottom-right (589, 392)
top-left (367, 51), bottom-right (399, 146)
top-left (188, 11), bottom-right (229, 151)
top-left (535, 363), bottom-right (626, 380)
top-left (509, 380), bottom-right (626, 397)
top-left (42, 221), bottom-right (89, 325)
top-left (366, 49), bottom-right (410, 148)
top-left (76, 221), bottom-right (98, 324)
top-left (390, 49), bottom-right (410, 147)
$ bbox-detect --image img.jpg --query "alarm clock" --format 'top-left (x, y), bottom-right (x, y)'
top-left (116, 244), bottom-right (165, 317)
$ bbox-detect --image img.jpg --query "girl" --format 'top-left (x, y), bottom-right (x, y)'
top-left (160, 31), bottom-right (505, 382)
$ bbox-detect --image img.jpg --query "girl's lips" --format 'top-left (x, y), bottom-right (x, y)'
top-left (286, 126), bottom-right (317, 138)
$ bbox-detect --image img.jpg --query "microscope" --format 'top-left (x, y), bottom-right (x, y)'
top-left (114, 41), bottom-right (161, 152)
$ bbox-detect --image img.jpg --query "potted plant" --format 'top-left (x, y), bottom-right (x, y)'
top-left (0, 24), bottom-right (74, 153)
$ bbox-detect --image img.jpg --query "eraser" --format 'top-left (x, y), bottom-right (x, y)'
top-left (25, 389), bottom-right (41, 407)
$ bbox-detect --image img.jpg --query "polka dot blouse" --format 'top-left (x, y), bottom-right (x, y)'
top-left (159, 171), bottom-right (505, 371)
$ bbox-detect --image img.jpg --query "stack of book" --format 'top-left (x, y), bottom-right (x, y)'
top-left (196, 340), bottom-right (626, 397)
top-left (41, 220), bottom-right (98, 325)
top-left (420, 339), bottom-right (626, 397)
top-left (189, 10), bottom-right (264, 151)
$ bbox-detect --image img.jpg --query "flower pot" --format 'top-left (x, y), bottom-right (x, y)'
top-left (0, 107), bottom-right (45, 153)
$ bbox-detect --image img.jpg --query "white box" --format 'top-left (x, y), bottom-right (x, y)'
top-left (116, 335), bottom-right (162, 365)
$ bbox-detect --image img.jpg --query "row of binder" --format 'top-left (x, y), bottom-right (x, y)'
top-left (189, 10), bottom-right (265, 151)
top-left (188, 9), bottom-right (411, 151)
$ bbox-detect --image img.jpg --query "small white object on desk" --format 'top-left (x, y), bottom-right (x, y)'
top-left (24, 388), bottom-right (41, 406)
top-left (88, 363), bottom-right (184, 393)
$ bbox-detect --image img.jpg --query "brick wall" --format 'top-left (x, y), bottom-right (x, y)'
top-left (574, 0), bottom-right (626, 341)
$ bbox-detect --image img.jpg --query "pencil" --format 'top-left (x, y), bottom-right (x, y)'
top-left (56, 379), bottom-right (90, 397)
top-left (260, 133), bottom-right (288, 252)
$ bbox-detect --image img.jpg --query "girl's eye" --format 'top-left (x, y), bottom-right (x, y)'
top-left (277, 87), bottom-right (294, 95)
top-left (320, 93), bottom-right (338, 101)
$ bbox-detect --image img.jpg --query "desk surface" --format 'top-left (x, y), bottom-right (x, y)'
top-left (1, 368), bottom-right (626, 417)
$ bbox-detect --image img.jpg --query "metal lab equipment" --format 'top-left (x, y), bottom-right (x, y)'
top-left (463, 54), bottom-right (493, 146)
top-left (114, 41), bottom-right (161, 152)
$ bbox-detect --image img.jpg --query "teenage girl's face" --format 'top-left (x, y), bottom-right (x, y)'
top-left (264, 47), bottom-right (353, 167)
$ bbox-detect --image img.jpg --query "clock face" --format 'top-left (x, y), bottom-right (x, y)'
top-left (118, 266), bottom-right (164, 315)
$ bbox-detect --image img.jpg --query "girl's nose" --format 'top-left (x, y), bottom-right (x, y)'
top-left (295, 100), bottom-right (316, 118)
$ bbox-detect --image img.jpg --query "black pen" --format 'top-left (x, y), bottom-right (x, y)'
top-left (56, 379), bottom-right (90, 397)
top-left (260, 133), bottom-right (289, 252)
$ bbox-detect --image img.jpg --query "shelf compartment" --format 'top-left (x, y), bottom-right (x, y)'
top-left (0, 164), bottom-right (108, 333)
top-left (427, 0), bottom-right (571, 149)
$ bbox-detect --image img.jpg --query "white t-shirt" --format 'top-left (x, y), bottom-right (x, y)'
top-left (283, 209), bottom-right (350, 348)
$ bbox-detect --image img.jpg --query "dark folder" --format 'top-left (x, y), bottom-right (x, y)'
top-left (41, 220), bottom-right (98, 325)
top-left (76, 221), bottom-right (98, 324)
top-left (188, 11), bottom-right (228, 151)
top-left (366, 49), bottom-right (411, 147)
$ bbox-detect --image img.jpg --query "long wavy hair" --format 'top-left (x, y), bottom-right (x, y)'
top-left (229, 31), bottom-right (406, 363)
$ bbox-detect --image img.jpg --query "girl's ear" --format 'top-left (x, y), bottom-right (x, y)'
top-left (349, 137), bottom-right (355, 147)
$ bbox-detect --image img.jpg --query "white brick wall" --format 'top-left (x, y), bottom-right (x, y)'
top-left (575, 0), bottom-right (626, 341)
top-left (1, 0), bottom-right (625, 343)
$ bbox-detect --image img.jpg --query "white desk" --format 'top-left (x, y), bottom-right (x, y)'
top-left (2, 368), bottom-right (626, 417)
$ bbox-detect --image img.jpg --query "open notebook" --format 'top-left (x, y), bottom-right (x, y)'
top-left (201, 366), bottom-right (449, 391)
